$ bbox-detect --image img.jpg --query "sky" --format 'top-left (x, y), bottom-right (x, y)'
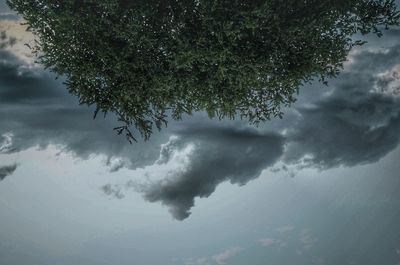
top-left (1, 1), bottom-right (400, 265)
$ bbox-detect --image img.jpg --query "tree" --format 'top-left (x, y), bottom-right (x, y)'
top-left (7, 0), bottom-right (400, 142)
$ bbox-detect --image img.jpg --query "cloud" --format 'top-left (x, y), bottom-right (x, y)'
top-left (101, 127), bottom-right (284, 220)
top-left (0, 28), bottom-right (166, 170)
top-left (374, 64), bottom-right (400, 97)
top-left (135, 128), bottom-right (284, 220)
top-left (183, 247), bottom-right (243, 265)
top-left (0, 132), bottom-right (13, 152)
top-left (259, 238), bottom-right (276, 247)
top-left (212, 247), bottom-right (243, 265)
top-left (284, 47), bottom-right (400, 169)
top-left (276, 225), bottom-right (295, 233)
top-left (0, 12), bottom-right (19, 21)
top-left (258, 227), bottom-right (317, 254)
top-left (101, 184), bottom-right (125, 199)
top-left (258, 237), bottom-right (288, 249)
top-left (0, 163), bottom-right (17, 181)
top-left (298, 229), bottom-right (317, 250)
top-left (183, 257), bottom-right (210, 265)
top-left (0, 49), bottom-right (165, 168)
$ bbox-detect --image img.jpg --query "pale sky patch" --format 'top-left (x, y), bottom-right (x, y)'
top-left (259, 238), bottom-right (276, 247)
top-left (0, 19), bottom-right (36, 65)
top-left (276, 225), bottom-right (295, 233)
top-left (183, 257), bottom-right (211, 265)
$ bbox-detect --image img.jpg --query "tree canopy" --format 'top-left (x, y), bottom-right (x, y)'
top-left (7, 0), bottom-right (400, 142)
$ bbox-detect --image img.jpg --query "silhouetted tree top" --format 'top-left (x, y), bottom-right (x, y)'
top-left (7, 0), bottom-right (400, 142)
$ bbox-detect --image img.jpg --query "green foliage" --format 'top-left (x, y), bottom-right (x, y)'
top-left (7, 0), bottom-right (400, 142)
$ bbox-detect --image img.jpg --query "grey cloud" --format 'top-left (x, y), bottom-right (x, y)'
top-left (284, 66), bottom-right (400, 169)
top-left (0, 53), bottom-right (69, 105)
top-left (344, 44), bottom-right (400, 74)
top-left (101, 184), bottom-right (125, 199)
top-left (0, 0), bottom-right (19, 19)
top-left (0, 49), bottom-right (164, 167)
top-left (0, 163), bottom-right (17, 180)
top-left (106, 158), bottom-right (126, 173)
top-left (135, 127), bottom-right (285, 220)
top-left (0, 133), bottom-right (13, 152)
top-left (0, 12), bottom-right (19, 20)
top-left (374, 65), bottom-right (400, 96)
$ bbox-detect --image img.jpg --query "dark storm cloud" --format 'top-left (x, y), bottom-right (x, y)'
top-left (0, 52), bottom-right (67, 105)
top-left (0, 50), bottom-right (163, 167)
top-left (284, 46), bottom-right (400, 169)
top-left (137, 127), bottom-right (284, 220)
top-left (0, 17), bottom-right (167, 166)
top-left (285, 92), bottom-right (400, 168)
top-left (0, 163), bottom-right (17, 180)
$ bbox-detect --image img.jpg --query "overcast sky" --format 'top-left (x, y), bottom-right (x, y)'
top-left (1, 2), bottom-right (400, 265)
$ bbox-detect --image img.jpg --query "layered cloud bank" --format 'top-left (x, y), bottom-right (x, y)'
top-left (1, 17), bottom-right (400, 219)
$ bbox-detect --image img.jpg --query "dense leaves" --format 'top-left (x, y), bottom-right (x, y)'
top-left (7, 0), bottom-right (400, 142)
